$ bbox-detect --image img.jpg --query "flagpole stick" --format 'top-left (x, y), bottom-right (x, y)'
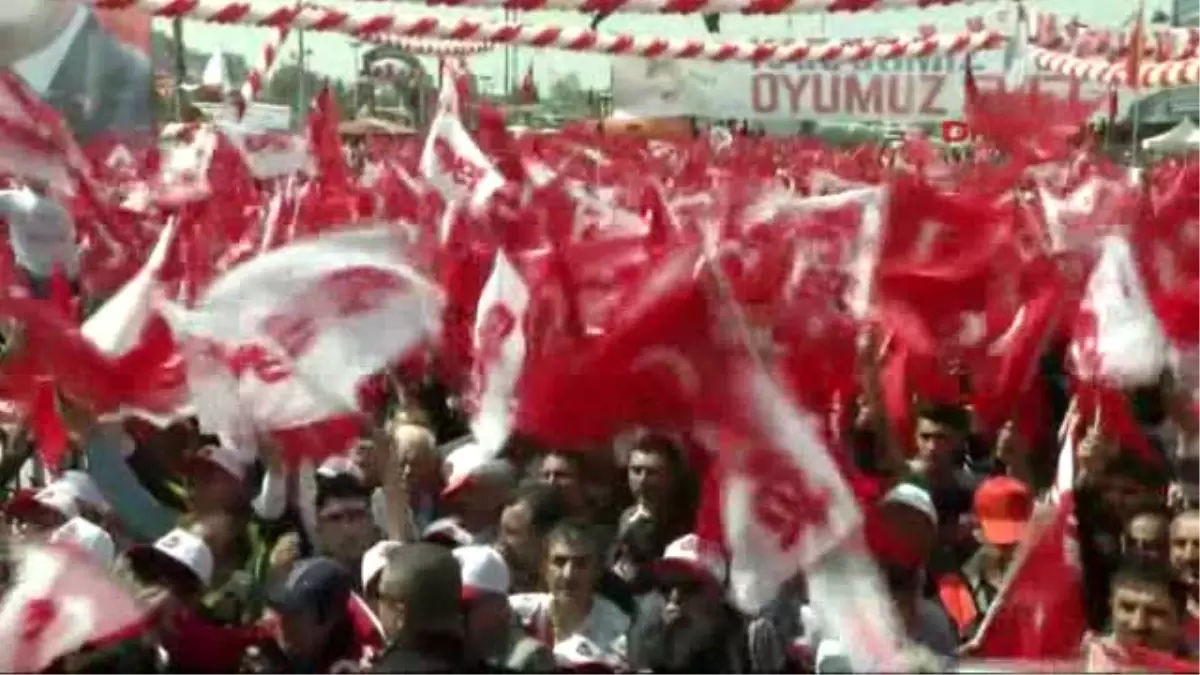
top-left (963, 499), bottom-right (1058, 646)
top-left (1130, 93), bottom-right (1143, 167)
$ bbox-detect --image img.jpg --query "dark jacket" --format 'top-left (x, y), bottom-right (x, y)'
top-left (1075, 484), bottom-right (1122, 631)
top-left (627, 599), bottom-right (751, 674)
top-left (41, 9), bottom-right (153, 142)
top-left (372, 634), bottom-right (500, 674)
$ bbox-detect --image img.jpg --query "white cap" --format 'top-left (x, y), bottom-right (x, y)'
top-left (32, 484), bottom-right (81, 519)
top-left (441, 441), bottom-right (512, 498)
top-left (361, 540), bottom-right (403, 591)
top-left (422, 518), bottom-right (475, 547)
top-left (56, 471), bottom-right (110, 513)
top-left (553, 634), bottom-right (615, 669)
top-left (146, 527), bottom-right (214, 587)
top-left (814, 639), bottom-right (851, 674)
top-left (317, 454), bottom-right (366, 482)
top-left (880, 483), bottom-right (938, 528)
top-left (452, 545), bottom-right (510, 598)
top-left (190, 444), bottom-right (248, 482)
top-left (50, 517), bottom-right (116, 567)
top-left (652, 533), bottom-right (728, 587)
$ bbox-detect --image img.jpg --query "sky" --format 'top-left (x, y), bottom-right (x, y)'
top-left (169, 0), bottom-right (1169, 94)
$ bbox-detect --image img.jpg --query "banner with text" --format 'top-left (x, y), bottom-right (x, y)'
top-left (611, 51), bottom-right (1130, 124)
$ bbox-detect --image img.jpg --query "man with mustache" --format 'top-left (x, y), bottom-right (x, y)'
top-left (626, 534), bottom-right (754, 673)
top-left (1169, 509), bottom-right (1199, 653)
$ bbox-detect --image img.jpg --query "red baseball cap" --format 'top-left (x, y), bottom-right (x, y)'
top-left (973, 477), bottom-right (1033, 546)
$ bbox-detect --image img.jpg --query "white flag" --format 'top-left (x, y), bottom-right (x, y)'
top-left (470, 251), bottom-right (530, 456)
top-left (164, 227), bottom-right (444, 452)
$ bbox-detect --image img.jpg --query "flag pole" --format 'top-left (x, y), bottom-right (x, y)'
top-left (1130, 93), bottom-right (1143, 166)
top-left (171, 17), bottom-right (187, 120)
top-left (1126, 0), bottom-right (1146, 166)
top-left (295, 29), bottom-right (309, 127)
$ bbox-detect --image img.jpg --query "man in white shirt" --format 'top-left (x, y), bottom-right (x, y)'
top-left (1, 0), bottom-right (152, 141)
top-left (509, 521), bottom-right (629, 670)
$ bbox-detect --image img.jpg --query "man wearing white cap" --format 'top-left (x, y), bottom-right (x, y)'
top-left (805, 483), bottom-right (957, 669)
top-left (56, 470), bottom-right (112, 519)
top-left (440, 439), bottom-right (514, 546)
top-left (627, 533), bottom-right (754, 673)
top-left (452, 545), bottom-right (556, 673)
top-left (4, 483), bottom-right (81, 538)
top-left (125, 526), bottom-right (215, 599)
top-left (361, 539), bottom-right (404, 616)
top-left (185, 444), bottom-right (252, 515)
top-left (50, 516), bottom-right (116, 568)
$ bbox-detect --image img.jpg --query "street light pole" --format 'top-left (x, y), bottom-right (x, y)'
top-left (351, 40), bottom-right (362, 117)
top-left (295, 30), bottom-right (309, 127)
top-left (503, 9), bottom-right (512, 99)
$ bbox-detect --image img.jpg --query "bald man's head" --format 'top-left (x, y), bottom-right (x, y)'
top-left (377, 542), bottom-right (464, 640)
top-left (388, 424), bottom-right (441, 493)
top-left (391, 424), bottom-right (436, 458)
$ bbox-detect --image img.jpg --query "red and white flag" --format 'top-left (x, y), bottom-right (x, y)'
top-left (163, 227), bottom-right (444, 462)
top-left (1070, 235), bottom-right (1168, 388)
top-left (744, 185), bottom-right (887, 319)
top-left (710, 363), bottom-right (902, 670)
top-left (0, 71), bottom-right (90, 194)
top-left (969, 493), bottom-right (1088, 660)
top-left (81, 219), bottom-right (190, 425)
top-left (214, 122), bottom-right (314, 181)
top-left (155, 124), bottom-right (220, 205)
top-left (0, 543), bottom-right (146, 673)
top-left (418, 64), bottom-right (504, 218)
top-left (470, 250), bottom-right (531, 456)
top-left (1084, 637), bottom-right (1199, 673)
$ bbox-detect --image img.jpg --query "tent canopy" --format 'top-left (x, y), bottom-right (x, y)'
top-left (1141, 117), bottom-right (1200, 153)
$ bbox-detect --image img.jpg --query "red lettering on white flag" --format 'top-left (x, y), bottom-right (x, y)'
top-left (165, 227), bottom-right (443, 461)
top-left (469, 251), bottom-right (530, 455)
top-left (711, 363), bottom-right (902, 671)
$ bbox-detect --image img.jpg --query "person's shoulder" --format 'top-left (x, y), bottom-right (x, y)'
top-left (914, 597), bottom-right (959, 657)
top-left (596, 570), bottom-right (637, 616)
top-left (589, 594), bottom-right (632, 642)
top-left (372, 645), bottom-right (483, 674)
top-left (506, 634), bottom-right (556, 673)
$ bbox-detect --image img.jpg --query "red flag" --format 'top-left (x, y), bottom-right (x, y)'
top-left (969, 493), bottom-right (1089, 660)
top-left (0, 543), bottom-right (147, 672)
top-left (1085, 639), bottom-right (1199, 673)
top-left (520, 64), bottom-right (539, 105)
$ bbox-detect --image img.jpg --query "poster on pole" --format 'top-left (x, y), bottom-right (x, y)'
top-left (0, 0), bottom-right (153, 141)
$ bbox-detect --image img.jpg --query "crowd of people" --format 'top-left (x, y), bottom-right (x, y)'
top-left (0, 31), bottom-right (1193, 672)
top-left (0, 324), bottom-right (1194, 673)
